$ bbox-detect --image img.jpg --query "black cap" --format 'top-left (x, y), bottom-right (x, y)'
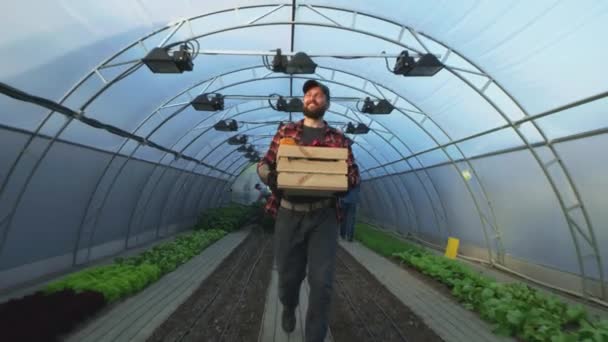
top-left (303, 80), bottom-right (330, 102)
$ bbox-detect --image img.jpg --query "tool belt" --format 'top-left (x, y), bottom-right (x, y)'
top-left (280, 198), bottom-right (334, 212)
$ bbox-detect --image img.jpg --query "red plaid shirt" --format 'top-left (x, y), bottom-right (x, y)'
top-left (257, 119), bottom-right (360, 221)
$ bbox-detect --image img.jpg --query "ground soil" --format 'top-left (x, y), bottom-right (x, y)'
top-left (330, 247), bottom-right (444, 342)
top-left (149, 228), bottom-right (444, 342)
top-left (147, 227), bottom-right (273, 342)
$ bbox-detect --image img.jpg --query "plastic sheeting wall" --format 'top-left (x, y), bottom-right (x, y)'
top-left (0, 128), bottom-right (228, 291)
top-left (1, 0), bottom-right (607, 300)
top-left (360, 132), bottom-right (608, 297)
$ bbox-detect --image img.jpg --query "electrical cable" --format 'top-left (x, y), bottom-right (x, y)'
top-left (0, 81), bottom-right (228, 174)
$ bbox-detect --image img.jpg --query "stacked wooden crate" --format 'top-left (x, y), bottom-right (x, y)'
top-left (276, 143), bottom-right (348, 197)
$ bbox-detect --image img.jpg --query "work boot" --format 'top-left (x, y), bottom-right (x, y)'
top-left (282, 306), bottom-right (296, 333)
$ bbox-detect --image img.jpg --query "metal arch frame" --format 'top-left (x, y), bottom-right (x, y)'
top-left (158, 142), bottom-right (245, 235)
top-left (123, 108), bottom-right (273, 249)
top-left (176, 137), bottom-right (269, 214)
top-left (194, 178), bottom-right (227, 217)
top-left (0, 60), bottom-right (140, 260)
top-left (0, 32), bottom-right (459, 272)
top-left (159, 111), bottom-right (391, 219)
top-left (105, 107), bottom-right (274, 255)
top-left (193, 177), bottom-right (227, 219)
top-left (143, 113), bottom-right (401, 242)
top-left (123, 104), bottom-right (382, 250)
top-left (136, 5), bottom-right (603, 291)
top-left (215, 124), bottom-right (397, 216)
top-left (215, 158), bottom-right (253, 207)
top-left (188, 6), bottom-right (605, 288)
top-left (168, 170), bottom-right (211, 225)
top-left (73, 100), bottom-right (259, 265)
top-left (114, 14), bottom-right (491, 248)
top-left (416, 32), bottom-right (606, 301)
top-left (208, 129), bottom-right (416, 235)
top-left (0, 6), bottom-right (466, 261)
top-left (121, 6), bottom-right (494, 264)
top-left (161, 121), bottom-right (389, 232)
top-left (155, 135), bottom-right (269, 238)
top-left (157, 72), bottom-right (450, 239)
top-left (123, 83), bottom-right (422, 243)
top-left (307, 3), bottom-right (605, 299)
top-left (72, 64), bottom-right (283, 264)
top-left (203, 115), bottom-right (408, 230)
top-left (73, 64), bottom-right (288, 264)
top-left (81, 16), bottom-right (498, 265)
top-left (1, 4), bottom-right (599, 298)
top-left (70, 79), bottom-right (231, 265)
top-left (149, 94), bottom-right (429, 239)
top-left (0, 53), bottom-right (229, 261)
top-left (77, 54), bottom-right (470, 267)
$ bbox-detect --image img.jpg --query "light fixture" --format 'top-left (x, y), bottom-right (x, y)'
top-left (227, 134), bottom-right (247, 145)
top-left (393, 50), bottom-right (443, 76)
top-left (245, 151), bottom-right (258, 159)
top-left (142, 45), bottom-right (193, 74)
top-left (213, 119), bottom-right (238, 132)
top-left (345, 122), bottom-right (370, 135)
top-left (275, 96), bottom-right (304, 112)
top-left (393, 50), bottom-right (416, 75)
top-left (191, 93), bottom-right (224, 111)
top-left (237, 144), bottom-right (255, 153)
top-left (361, 97), bottom-right (394, 114)
top-left (272, 49), bottom-right (317, 74)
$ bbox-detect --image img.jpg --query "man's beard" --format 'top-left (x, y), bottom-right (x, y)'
top-left (303, 105), bottom-right (325, 119)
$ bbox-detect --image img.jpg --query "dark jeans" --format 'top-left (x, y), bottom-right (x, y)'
top-left (339, 203), bottom-right (357, 240)
top-left (274, 206), bottom-right (339, 342)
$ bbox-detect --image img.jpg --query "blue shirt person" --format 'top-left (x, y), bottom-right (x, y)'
top-left (339, 183), bottom-right (360, 241)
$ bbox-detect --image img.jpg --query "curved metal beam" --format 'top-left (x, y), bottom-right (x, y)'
top-left (161, 7), bottom-right (600, 283)
top-left (160, 106), bottom-right (418, 235)
top-left (156, 136), bottom-right (269, 236)
top-left (162, 74), bottom-right (448, 236)
top-left (414, 26), bottom-right (606, 301)
top-left (3, 4), bottom-right (598, 298)
top-left (127, 111), bottom-right (380, 247)
top-left (221, 137), bottom-right (395, 217)
top-left (123, 110), bottom-right (278, 248)
top-left (148, 119), bottom-right (397, 240)
top-left (73, 99), bottom-right (249, 264)
top-left (304, 3), bottom-right (604, 298)
top-left (0, 9), bottom-right (475, 261)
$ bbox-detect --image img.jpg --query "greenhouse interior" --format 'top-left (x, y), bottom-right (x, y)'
top-left (1, 1), bottom-right (607, 341)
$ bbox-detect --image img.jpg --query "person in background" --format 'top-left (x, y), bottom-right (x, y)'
top-left (339, 181), bottom-right (360, 242)
top-left (254, 183), bottom-right (270, 203)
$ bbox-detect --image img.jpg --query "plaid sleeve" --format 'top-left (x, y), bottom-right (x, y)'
top-left (257, 127), bottom-right (284, 218)
top-left (345, 140), bottom-right (360, 188)
top-left (339, 136), bottom-right (360, 188)
top-left (258, 127), bottom-right (282, 171)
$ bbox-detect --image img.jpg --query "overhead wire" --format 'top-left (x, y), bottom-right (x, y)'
top-left (0, 81), bottom-right (228, 174)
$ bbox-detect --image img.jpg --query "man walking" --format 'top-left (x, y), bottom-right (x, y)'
top-left (257, 80), bottom-right (360, 342)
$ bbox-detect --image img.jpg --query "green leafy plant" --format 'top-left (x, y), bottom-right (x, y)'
top-left (196, 204), bottom-right (256, 232)
top-left (355, 222), bottom-right (608, 342)
top-left (44, 229), bottom-right (227, 302)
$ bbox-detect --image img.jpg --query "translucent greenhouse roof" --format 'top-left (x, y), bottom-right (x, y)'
top-left (3, 0), bottom-right (608, 308)
top-left (1, 0), bottom-right (608, 180)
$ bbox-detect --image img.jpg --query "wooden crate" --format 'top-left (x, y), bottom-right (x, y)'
top-left (277, 144), bottom-right (348, 195)
top-left (277, 144), bottom-right (348, 160)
